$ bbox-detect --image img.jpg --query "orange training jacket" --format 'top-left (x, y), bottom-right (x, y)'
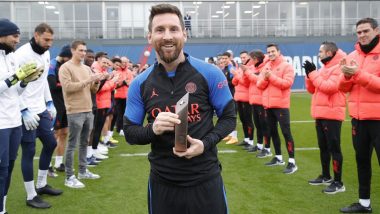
top-left (257, 55), bottom-right (294, 109)
top-left (306, 49), bottom-right (347, 121)
top-left (339, 36), bottom-right (380, 120)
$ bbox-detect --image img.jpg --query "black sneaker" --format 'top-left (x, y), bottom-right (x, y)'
top-left (257, 149), bottom-right (273, 158)
top-left (265, 157), bottom-right (285, 166)
top-left (247, 145), bottom-right (258, 153)
top-left (236, 141), bottom-right (249, 146)
top-left (283, 162), bottom-right (298, 174)
top-left (26, 196), bottom-right (51, 209)
top-left (340, 203), bottom-right (372, 213)
top-left (308, 175), bottom-right (333, 186)
top-left (323, 181), bottom-right (345, 194)
top-left (106, 141), bottom-right (118, 148)
top-left (36, 184), bottom-right (63, 196)
top-left (55, 163), bottom-right (65, 172)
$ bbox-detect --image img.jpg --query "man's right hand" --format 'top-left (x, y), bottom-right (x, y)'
top-left (152, 112), bottom-right (181, 135)
top-left (21, 109), bottom-right (40, 130)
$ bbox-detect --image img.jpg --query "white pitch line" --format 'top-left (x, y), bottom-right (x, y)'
top-left (32, 148), bottom-right (319, 160)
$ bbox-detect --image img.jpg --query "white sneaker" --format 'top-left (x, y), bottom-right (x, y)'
top-left (78, 169), bottom-right (100, 179)
top-left (119, 130), bottom-right (124, 136)
top-left (65, 175), bottom-right (85, 188)
top-left (93, 151), bottom-right (109, 160)
top-left (98, 144), bottom-right (109, 154)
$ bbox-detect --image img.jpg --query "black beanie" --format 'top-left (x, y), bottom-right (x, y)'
top-left (0, 19), bottom-right (20, 37)
top-left (59, 44), bottom-right (72, 58)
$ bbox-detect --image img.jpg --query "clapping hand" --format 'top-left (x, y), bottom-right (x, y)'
top-left (302, 60), bottom-right (316, 78)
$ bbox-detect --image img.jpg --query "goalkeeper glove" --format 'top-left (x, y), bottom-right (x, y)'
top-left (21, 108), bottom-right (40, 130)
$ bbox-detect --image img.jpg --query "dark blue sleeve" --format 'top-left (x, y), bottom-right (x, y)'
top-left (48, 59), bottom-right (57, 76)
top-left (206, 65), bottom-right (234, 117)
top-left (124, 77), bottom-right (145, 125)
top-left (189, 56), bottom-right (236, 151)
top-left (123, 67), bottom-right (157, 145)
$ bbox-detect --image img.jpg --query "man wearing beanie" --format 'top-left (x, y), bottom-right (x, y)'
top-left (48, 45), bottom-right (72, 175)
top-left (0, 19), bottom-right (43, 214)
top-left (15, 23), bottom-right (63, 209)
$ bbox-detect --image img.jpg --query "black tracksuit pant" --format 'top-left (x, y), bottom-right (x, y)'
top-left (237, 101), bottom-right (253, 141)
top-left (252, 104), bottom-right (270, 148)
top-left (266, 108), bottom-right (295, 158)
top-left (351, 119), bottom-right (380, 199)
top-left (316, 119), bottom-right (343, 182)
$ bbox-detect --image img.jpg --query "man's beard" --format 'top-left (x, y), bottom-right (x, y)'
top-left (156, 43), bottom-right (181, 64)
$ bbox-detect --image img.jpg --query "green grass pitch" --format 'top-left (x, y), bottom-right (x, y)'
top-left (7, 92), bottom-right (380, 213)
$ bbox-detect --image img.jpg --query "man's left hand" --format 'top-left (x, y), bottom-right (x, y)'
top-left (341, 60), bottom-right (358, 76)
top-left (173, 135), bottom-right (204, 159)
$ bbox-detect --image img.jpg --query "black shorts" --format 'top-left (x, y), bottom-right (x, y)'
top-left (54, 110), bottom-right (68, 130)
top-left (148, 173), bottom-right (228, 214)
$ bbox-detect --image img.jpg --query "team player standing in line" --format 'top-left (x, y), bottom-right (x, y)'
top-left (257, 43), bottom-right (297, 174)
top-left (0, 19), bottom-right (44, 214)
top-left (15, 23), bottom-right (63, 209)
top-left (339, 17), bottom-right (380, 213)
top-left (304, 41), bottom-right (346, 194)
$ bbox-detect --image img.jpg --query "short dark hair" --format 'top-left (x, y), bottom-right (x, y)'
top-left (240, 50), bottom-right (248, 55)
top-left (321, 41), bottom-right (338, 55)
top-left (266, 43), bottom-right (279, 50)
top-left (148, 4), bottom-right (184, 32)
top-left (71, 40), bottom-right (86, 50)
top-left (249, 50), bottom-right (265, 64)
top-left (222, 52), bottom-right (231, 57)
top-left (34, 23), bottom-right (54, 35)
top-left (95, 51), bottom-right (108, 61)
top-left (87, 49), bottom-right (94, 54)
top-left (356, 18), bottom-right (378, 29)
top-left (111, 57), bottom-right (122, 64)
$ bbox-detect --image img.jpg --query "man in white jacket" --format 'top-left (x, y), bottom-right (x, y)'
top-left (15, 23), bottom-right (62, 209)
top-left (0, 19), bottom-right (43, 214)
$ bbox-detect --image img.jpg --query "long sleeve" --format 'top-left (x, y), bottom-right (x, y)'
top-left (123, 77), bottom-right (153, 145)
top-left (268, 65), bottom-right (294, 90)
top-left (202, 100), bottom-right (236, 151)
top-left (354, 69), bottom-right (380, 93)
top-left (338, 73), bottom-right (354, 93)
top-left (309, 67), bottom-right (341, 95)
top-left (59, 65), bottom-right (88, 93)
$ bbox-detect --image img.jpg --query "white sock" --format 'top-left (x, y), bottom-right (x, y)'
top-left (231, 130), bottom-right (237, 138)
top-left (359, 199), bottom-right (371, 207)
top-left (3, 195), bottom-right (6, 213)
top-left (87, 146), bottom-right (93, 158)
top-left (103, 135), bottom-right (111, 143)
top-left (24, 181), bottom-right (37, 200)
top-left (36, 170), bottom-right (48, 189)
top-left (107, 131), bottom-right (113, 138)
top-left (0, 211), bottom-right (4, 214)
top-left (275, 155), bottom-right (283, 161)
top-left (248, 139), bottom-right (254, 146)
top-left (288, 158), bottom-right (295, 164)
top-left (257, 143), bottom-right (263, 150)
top-left (55, 156), bottom-right (63, 168)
